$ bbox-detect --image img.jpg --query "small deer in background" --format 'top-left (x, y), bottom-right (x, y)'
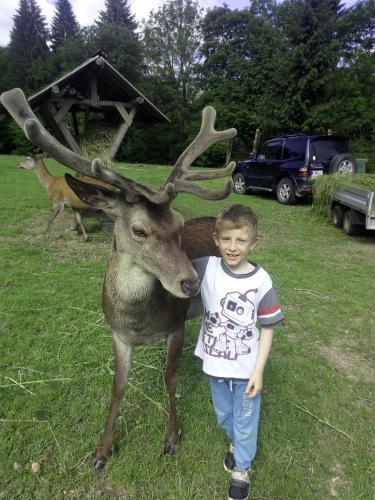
top-left (2, 87), bottom-right (236, 470)
top-left (19, 153), bottom-right (104, 241)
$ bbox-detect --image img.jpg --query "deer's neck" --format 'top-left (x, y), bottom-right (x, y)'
top-left (107, 251), bottom-right (160, 305)
top-left (34, 162), bottom-right (53, 189)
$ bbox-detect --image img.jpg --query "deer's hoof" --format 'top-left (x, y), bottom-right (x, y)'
top-left (92, 456), bottom-right (107, 470)
top-left (164, 442), bottom-right (177, 455)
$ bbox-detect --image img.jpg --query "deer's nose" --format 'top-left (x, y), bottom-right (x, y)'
top-left (181, 278), bottom-right (199, 297)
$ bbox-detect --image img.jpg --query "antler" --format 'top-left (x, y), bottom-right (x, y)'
top-left (0, 88), bottom-right (174, 204)
top-left (165, 106), bottom-right (237, 199)
top-left (1, 88), bottom-right (236, 204)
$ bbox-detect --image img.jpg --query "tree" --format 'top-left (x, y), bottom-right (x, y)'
top-left (50, 0), bottom-right (80, 51)
top-left (276, 0), bottom-right (344, 128)
top-left (8, 0), bottom-right (49, 91)
top-left (143, 0), bottom-right (203, 141)
top-left (200, 5), bottom-right (287, 155)
top-left (97, 0), bottom-right (137, 30)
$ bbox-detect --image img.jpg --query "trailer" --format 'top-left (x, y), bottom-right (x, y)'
top-left (331, 185), bottom-right (375, 235)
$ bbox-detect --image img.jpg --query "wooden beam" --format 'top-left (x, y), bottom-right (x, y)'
top-left (54, 99), bottom-right (75, 124)
top-left (109, 105), bottom-right (138, 160)
top-left (71, 109), bottom-right (80, 141)
top-left (50, 97), bottom-right (143, 110)
top-left (225, 137), bottom-right (233, 165)
top-left (89, 68), bottom-right (98, 103)
top-left (114, 103), bottom-right (133, 127)
top-left (252, 129), bottom-right (261, 153)
top-left (41, 99), bottom-right (83, 155)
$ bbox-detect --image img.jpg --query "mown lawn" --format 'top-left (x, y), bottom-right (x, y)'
top-left (0, 155), bottom-right (374, 499)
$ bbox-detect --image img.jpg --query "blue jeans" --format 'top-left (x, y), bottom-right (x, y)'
top-left (208, 376), bottom-right (261, 471)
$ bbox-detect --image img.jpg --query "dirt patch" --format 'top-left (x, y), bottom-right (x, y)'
top-left (316, 336), bottom-right (374, 384)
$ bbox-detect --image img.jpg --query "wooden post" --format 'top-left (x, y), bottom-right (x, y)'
top-left (109, 104), bottom-right (138, 160)
top-left (252, 129), bottom-right (261, 153)
top-left (40, 99), bottom-right (83, 155)
top-left (225, 138), bottom-right (233, 165)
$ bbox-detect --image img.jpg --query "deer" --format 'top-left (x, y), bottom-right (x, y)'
top-left (1, 87), bottom-right (237, 470)
top-left (18, 153), bottom-right (95, 240)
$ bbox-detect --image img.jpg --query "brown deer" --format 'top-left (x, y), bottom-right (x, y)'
top-left (1, 88), bottom-right (236, 470)
top-left (18, 153), bottom-right (96, 240)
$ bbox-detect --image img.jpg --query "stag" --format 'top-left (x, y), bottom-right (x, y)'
top-left (1, 88), bottom-right (236, 470)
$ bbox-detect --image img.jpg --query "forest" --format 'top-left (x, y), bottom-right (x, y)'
top-left (0, 0), bottom-right (374, 169)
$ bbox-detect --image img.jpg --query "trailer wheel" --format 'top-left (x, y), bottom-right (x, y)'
top-left (343, 210), bottom-right (364, 236)
top-left (332, 205), bottom-right (344, 228)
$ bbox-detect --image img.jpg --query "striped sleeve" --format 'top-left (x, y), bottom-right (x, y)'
top-left (257, 287), bottom-right (284, 326)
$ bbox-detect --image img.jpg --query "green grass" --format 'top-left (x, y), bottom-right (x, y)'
top-left (1, 155), bottom-right (374, 499)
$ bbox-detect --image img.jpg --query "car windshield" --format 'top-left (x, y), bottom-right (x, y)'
top-left (310, 137), bottom-right (350, 162)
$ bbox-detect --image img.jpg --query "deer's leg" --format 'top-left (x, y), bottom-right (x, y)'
top-left (44, 203), bottom-right (64, 237)
top-left (74, 210), bottom-right (88, 241)
top-left (70, 211), bottom-right (79, 232)
top-left (164, 330), bottom-right (184, 455)
top-left (93, 334), bottom-right (133, 470)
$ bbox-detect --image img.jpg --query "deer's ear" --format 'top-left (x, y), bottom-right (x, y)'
top-left (65, 174), bottom-right (120, 213)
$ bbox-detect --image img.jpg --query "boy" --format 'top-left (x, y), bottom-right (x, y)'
top-left (193, 204), bottom-right (284, 500)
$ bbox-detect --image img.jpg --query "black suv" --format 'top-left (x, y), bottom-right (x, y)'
top-left (232, 134), bottom-right (357, 204)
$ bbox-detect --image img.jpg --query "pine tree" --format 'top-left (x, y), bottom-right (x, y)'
top-left (50, 0), bottom-right (80, 51)
top-left (98, 0), bottom-right (137, 30)
top-left (8, 0), bottom-right (49, 90)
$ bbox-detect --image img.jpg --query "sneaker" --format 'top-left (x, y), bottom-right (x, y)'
top-left (227, 468), bottom-right (250, 500)
top-left (223, 442), bottom-right (235, 472)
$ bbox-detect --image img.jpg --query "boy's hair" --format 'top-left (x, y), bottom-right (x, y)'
top-left (215, 204), bottom-right (258, 241)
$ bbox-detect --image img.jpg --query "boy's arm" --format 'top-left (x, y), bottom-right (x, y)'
top-left (191, 257), bottom-right (209, 295)
top-left (246, 326), bottom-right (273, 398)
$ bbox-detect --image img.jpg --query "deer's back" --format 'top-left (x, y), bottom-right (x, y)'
top-left (181, 217), bottom-right (220, 260)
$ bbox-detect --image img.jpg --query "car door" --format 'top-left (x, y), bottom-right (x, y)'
top-left (244, 139), bottom-right (284, 188)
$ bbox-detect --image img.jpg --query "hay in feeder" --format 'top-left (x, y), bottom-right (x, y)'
top-left (80, 121), bottom-right (117, 168)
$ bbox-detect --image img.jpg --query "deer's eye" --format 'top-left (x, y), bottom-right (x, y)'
top-left (132, 227), bottom-right (147, 238)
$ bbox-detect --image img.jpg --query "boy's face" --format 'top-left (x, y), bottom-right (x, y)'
top-left (213, 225), bottom-right (256, 272)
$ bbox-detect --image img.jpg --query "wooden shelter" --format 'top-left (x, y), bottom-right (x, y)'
top-left (27, 53), bottom-right (170, 160)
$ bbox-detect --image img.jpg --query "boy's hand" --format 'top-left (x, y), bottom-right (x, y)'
top-left (246, 370), bottom-right (263, 398)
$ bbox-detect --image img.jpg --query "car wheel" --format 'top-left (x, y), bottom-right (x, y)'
top-left (332, 205), bottom-right (344, 227)
top-left (233, 173), bottom-right (247, 195)
top-left (329, 154), bottom-right (357, 174)
top-left (343, 210), bottom-right (364, 236)
top-left (276, 177), bottom-right (297, 205)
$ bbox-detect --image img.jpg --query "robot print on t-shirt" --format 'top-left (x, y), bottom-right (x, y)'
top-left (203, 289), bottom-right (258, 360)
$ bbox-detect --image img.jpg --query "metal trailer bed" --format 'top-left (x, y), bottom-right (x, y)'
top-left (331, 185), bottom-right (375, 235)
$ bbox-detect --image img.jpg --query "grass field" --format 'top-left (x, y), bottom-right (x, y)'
top-left (0, 155), bottom-right (374, 499)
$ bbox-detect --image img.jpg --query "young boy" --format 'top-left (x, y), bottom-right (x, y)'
top-left (193, 204), bottom-right (284, 500)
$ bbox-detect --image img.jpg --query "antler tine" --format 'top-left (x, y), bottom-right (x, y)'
top-left (164, 106), bottom-right (236, 200)
top-left (167, 106), bottom-right (237, 185)
top-left (1, 88), bottom-right (173, 204)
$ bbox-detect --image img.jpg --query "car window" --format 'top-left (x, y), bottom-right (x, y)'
top-left (283, 138), bottom-right (307, 160)
top-left (310, 137), bottom-right (350, 161)
top-left (258, 140), bottom-right (283, 160)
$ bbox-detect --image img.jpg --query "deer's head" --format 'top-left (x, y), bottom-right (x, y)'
top-left (18, 153), bottom-right (45, 170)
top-left (1, 88), bottom-right (237, 299)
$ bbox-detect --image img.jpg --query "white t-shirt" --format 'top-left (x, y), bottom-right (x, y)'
top-left (193, 256), bottom-right (284, 379)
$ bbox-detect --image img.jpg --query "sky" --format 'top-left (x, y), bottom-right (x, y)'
top-left (0, 0), bottom-right (357, 47)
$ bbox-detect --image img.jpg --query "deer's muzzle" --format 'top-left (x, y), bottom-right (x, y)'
top-left (181, 278), bottom-right (199, 297)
